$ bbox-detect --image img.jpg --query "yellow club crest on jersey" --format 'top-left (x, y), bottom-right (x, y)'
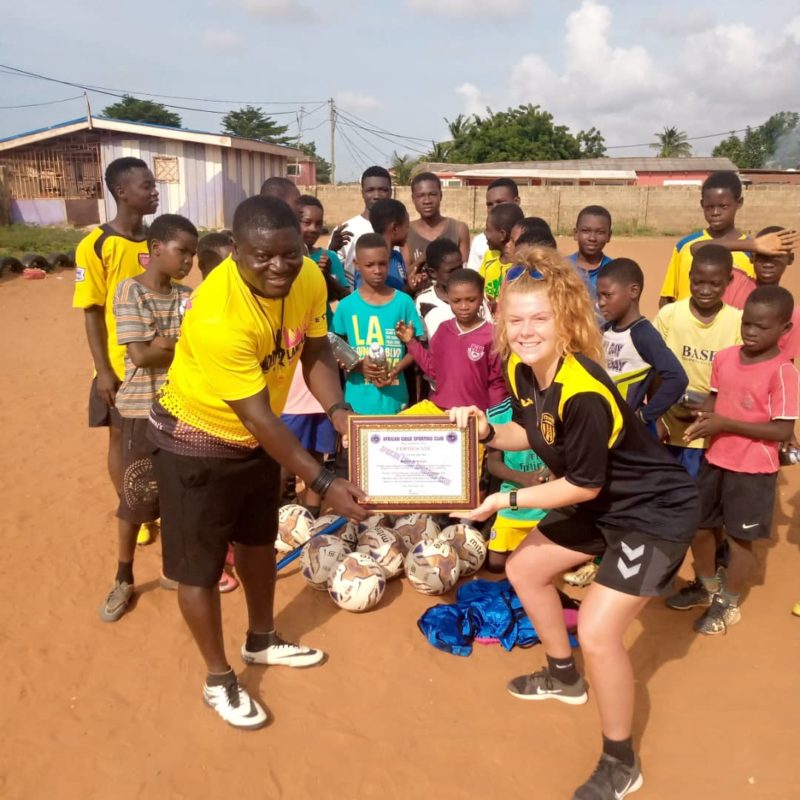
top-left (540, 412), bottom-right (556, 445)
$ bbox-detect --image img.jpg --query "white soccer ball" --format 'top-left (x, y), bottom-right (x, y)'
top-left (356, 527), bottom-right (405, 579)
top-left (364, 513), bottom-right (394, 529)
top-left (309, 514), bottom-right (358, 551)
top-left (276, 504), bottom-right (316, 553)
top-left (300, 534), bottom-right (349, 590)
top-left (328, 552), bottom-right (386, 612)
top-left (405, 539), bottom-right (460, 596)
top-left (393, 514), bottom-right (441, 554)
top-left (438, 523), bottom-right (487, 576)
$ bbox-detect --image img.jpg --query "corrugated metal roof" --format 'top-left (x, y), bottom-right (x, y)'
top-left (422, 156), bottom-right (739, 174)
top-left (453, 167), bottom-right (636, 180)
top-left (0, 115), bottom-right (307, 159)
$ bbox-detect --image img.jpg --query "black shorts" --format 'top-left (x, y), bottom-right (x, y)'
top-left (153, 447), bottom-right (280, 587)
top-left (117, 417), bottom-right (159, 525)
top-left (697, 461), bottom-right (777, 541)
top-left (539, 508), bottom-right (690, 597)
top-left (88, 377), bottom-right (122, 429)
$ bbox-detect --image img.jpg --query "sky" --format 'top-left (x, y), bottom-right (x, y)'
top-left (2, 0), bottom-right (800, 181)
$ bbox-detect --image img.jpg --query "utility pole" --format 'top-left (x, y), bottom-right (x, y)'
top-left (329, 97), bottom-right (336, 185)
top-left (85, 92), bottom-right (93, 129)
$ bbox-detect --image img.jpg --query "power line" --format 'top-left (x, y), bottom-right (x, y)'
top-left (335, 107), bottom-right (433, 144)
top-left (336, 111), bottom-right (429, 156)
top-left (0, 63), bottom-right (313, 117)
top-left (334, 115), bottom-right (390, 161)
top-left (337, 121), bottom-right (373, 166)
top-left (0, 94), bottom-right (83, 109)
top-left (337, 125), bottom-right (368, 171)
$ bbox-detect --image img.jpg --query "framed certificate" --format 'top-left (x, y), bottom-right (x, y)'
top-left (348, 415), bottom-right (480, 513)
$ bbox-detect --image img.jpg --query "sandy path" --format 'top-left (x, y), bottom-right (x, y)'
top-left (0, 238), bottom-right (798, 799)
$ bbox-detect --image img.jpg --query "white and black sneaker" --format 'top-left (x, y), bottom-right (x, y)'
top-left (241, 631), bottom-right (326, 668)
top-left (573, 753), bottom-right (643, 799)
top-left (506, 666), bottom-right (588, 705)
top-left (202, 678), bottom-right (268, 730)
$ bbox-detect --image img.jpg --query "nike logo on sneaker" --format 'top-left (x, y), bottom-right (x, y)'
top-left (615, 779), bottom-right (632, 799)
top-left (537, 686), bottom-right (562, 694)
top-left (742, 523), bottom-right (759, 529)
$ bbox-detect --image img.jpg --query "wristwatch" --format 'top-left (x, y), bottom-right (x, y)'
top-left (326, 401), bottom-right (353, 421)
top-left (509, 490), bottom-right (518, 511)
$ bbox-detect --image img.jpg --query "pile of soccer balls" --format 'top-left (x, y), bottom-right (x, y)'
top-left (277, 505), bottom-right (487, 613)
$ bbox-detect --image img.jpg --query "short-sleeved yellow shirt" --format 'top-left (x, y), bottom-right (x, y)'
top-left (659, 230), bottom-right (754, 302)
top-left (153, 256), bottom-right (327, 453)
top-left (654, 299), bottom-right (743, 448)
top-left (72, 225), bottom-right (149, 379)
top-left (479, 249), bottom-right (510, 300)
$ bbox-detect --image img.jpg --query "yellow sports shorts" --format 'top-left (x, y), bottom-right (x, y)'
top-left (489, 516), bottom-right (538, 553)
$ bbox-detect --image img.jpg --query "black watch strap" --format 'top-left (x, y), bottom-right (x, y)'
top-left (326, 401), bottom-right (353, 420)
top-left (478, 423), bottom-right (496, 444)
top-left (509, 490), bottom-right (518, 511)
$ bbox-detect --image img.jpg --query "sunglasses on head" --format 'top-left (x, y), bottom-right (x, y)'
top-left (505, 264), bottom-right (545, 282)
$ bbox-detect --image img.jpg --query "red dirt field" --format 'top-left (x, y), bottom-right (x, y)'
top-left (0, 237), bottom-right (798, 799)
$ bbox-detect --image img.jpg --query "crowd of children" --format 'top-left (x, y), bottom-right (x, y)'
top-left (74, 158), bottom-right (798, 753)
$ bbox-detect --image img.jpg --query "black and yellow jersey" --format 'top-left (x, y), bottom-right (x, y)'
top-left (72, 224), bottom-right (149, 380)
top-left (506, 352), bottom-right (698, 542)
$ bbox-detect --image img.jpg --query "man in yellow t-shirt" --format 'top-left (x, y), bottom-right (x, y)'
top-left (72, 157), bottom-right (159, 513)
top-left (149, 195), bottom-right (367, 730)
top-left (654, 244), bottom-right (742, 479)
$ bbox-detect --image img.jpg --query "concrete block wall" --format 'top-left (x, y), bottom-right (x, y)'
top-left (308, 184), bottom-right (800, 235)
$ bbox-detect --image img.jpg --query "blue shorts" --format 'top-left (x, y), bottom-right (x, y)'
top-left (280, 413), bottom-right (336, 454)
top-left (666, 445), bottom-right (706, 480)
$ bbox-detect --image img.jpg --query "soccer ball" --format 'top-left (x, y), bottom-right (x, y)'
top-left (364, 513), bottom-right (394, 529)
top-left (393, 514), bottom-right (441, 553)
top-left (405, 539), bottom-right (460, 596)
top-left (276, 504), bottom-right (316, 553)
top-left (438, 524), bottom-right (487, 576)
top-left (300, 535), bottom-right (349, 591)
top-left (328, 552), bottom-right (386, 612)
top-left (356, 527), bottom-right (405, 579)
top-left (310, 514), bottom-right (358, 551)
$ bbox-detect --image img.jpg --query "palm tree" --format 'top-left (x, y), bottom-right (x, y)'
top-left (390, 152), bottom-right (418, 185)
top-left (427, 140), bottom-right (451, 162)
top-left (445, 114), bottom-right (471, 140)
top-left (651, 126), bottom-right (693, 157)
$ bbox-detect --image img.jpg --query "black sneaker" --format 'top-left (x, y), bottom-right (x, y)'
top-left (665, 579), bottom-right (715, 610)
top-left (573, 753), bottom-right (643, 799)
top-left (241, 631), bottom-right (326, 668)
top-left (694, 594), bottom-right (742, 635)
top-left (506, 667), bottom-right (588, 705)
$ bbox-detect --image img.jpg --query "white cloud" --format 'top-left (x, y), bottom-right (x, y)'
top-left (201, 29), bottom-right (241, 50)
top-left (458, 1), bottom-right (800, 152)
top-left (336, 91), bottom-right (382, 113)
top-left (407, 0), bottom-right (526, 19)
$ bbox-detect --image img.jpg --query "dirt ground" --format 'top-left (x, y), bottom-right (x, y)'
top-left (1, 237), bottom-right (798, 800)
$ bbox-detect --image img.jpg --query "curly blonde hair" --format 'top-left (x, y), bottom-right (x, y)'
top-left (494, 246), bottom-right (604, 365)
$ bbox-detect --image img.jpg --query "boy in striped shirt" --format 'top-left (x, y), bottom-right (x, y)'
top-left (100, 215), bottom-right (196, 622)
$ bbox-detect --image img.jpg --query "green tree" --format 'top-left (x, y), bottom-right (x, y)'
top-left (102, 95), bottom-right (182, 127)
top-left (712, 111), bottom-right (800, 168)
top-left (298, 141), bottom-right (332, 184)
top-left (390, 152), bottom-right (418, 185)
top-left (221, 105), bottom-right (294, 145)
top-left (435, 104), bottom-right (605, 163)
top-left (651, 126), bottom-right (692, 157)
top-left (426, 140), bottom-right (452, 161)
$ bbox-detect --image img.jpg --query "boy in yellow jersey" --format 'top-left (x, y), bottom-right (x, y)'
top-left (480, 202), bottom-right (524, 302)
top-left (72, 157), bottom-right (159, 537)
top-left (654, 244), bottom-right (742, 480)
top-left (149, 196), bottom-right (367, 730)
top-left (659, 172), bottom-right (754, 306)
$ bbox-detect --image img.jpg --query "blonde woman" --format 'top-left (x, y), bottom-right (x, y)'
top-left (450, 249), bottom-right (699, 800)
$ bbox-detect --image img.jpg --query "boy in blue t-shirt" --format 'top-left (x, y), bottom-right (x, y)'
top-left (332, 233), bottom-right (424, 414)
top-left (485, 398), bottom-right (548, 572)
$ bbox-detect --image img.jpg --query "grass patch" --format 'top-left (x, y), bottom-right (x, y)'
top-left (0, 224), bottom-right (86, 260)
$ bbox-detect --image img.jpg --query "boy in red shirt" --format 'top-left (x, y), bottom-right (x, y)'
top-left (396, 269), bottom-right (506, 411)
top-left (670, 286), bottom-right (799, 634)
